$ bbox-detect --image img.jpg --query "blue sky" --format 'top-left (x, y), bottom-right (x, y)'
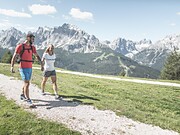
top-left (0, 0), bottom-right (180, 42)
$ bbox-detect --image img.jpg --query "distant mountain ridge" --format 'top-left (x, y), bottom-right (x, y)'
top-left (0, 23), bottom-right (179, 72)
top-left (0, 23), bottom-right (152, 54)
top-left (132, 34), bottom-right (180, 70)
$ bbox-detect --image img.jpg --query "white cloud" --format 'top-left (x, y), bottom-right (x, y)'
top-left (0, 19), bottom-right (36, 32)
top-left (177, 12), bottom-right (180, 15)
top-left (0, 8), bottom-right (31, 18)
top-left (170, 23), bottom-right (176, 26)
top-left (16, 25), bottom-right (37, 32)
top-left (69, 8), bottom-right (93, 21)
top-left (29, 4), bottom-right (57, 15)
top-left (62, 14), bottom-right (71, 20)
top-left (0, 20), bottom-right (11, 28)
top-left (2, 19), bottom-right (9, 23)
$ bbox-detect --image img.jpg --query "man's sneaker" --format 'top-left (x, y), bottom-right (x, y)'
top-left (20, 94), bottom-right (27, 101)
top-left (26, 99), bottom-right (36, 108)
top-left (27, 99), bottom-right (33, 105)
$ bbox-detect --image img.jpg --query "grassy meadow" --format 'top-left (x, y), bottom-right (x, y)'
top-left (0, 63), bottom-right (179, 133)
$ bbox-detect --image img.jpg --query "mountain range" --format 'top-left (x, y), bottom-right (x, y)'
top-left (0, 23), bottom-right (179, 78)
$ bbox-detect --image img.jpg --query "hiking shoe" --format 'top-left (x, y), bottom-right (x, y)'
top-left (27, 99), bottom-right (36, 108)
top-left (20, 94), bottom-right (27, 101)
top-left (27, 99), bottom-right (33, 105)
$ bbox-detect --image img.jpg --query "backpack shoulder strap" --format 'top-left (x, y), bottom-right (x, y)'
top-left (19, 44), bottom-right (25, 57)
top-left (30, 45), bottom-right (33, 53)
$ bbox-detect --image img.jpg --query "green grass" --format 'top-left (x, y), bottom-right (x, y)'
top-left (0, 95), bottom-right (80, 135)
top-left (0, 63), bottom-right (180, 133)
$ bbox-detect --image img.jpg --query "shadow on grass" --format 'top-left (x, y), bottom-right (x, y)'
top-left (45, 93), bottom-right (100, 101)
top-left (46, 93), bottom-right (100, 101)
top-left (60, 94), bottom-right (100, 101)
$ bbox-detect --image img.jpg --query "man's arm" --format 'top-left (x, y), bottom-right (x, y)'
top-left (10, 53), bottom-right (17, 73)
top-left (34, 53), bottom-right (41, 62)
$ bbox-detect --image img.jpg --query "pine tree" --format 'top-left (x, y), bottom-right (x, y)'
top-left (119, 68), bottom-right (126, 77)
top-left (1, 50), bottom-right (13, 63)
top-left (161, 48), bottom-right (180, 80)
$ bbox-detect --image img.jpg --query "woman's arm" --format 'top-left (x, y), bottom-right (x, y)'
top-left (41, 57), bottom-right (45, 71)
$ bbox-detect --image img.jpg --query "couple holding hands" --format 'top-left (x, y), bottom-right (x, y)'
top-left (11, 33), bottom-right (60, 107)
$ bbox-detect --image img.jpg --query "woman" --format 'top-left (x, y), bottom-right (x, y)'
top-left (41, 44), bottom-right (60, 99)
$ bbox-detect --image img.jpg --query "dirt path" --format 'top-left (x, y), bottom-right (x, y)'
top-left (0, 74), bottom-right (179, 135)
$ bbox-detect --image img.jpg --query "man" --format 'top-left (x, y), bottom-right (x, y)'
top-left (11, 33), bottom-right (43, 106)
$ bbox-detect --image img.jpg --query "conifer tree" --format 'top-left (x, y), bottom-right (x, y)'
top-left (1, 50), bottom-right (13, 63)
top-left (161, 48), bottom-right (180, 80)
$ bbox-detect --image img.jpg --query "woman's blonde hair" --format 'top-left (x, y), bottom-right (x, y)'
top-left (45, 44), bottom-right (54, 54)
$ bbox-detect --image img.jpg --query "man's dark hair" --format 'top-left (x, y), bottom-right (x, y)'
top-left (26, 33), bottom-right (35, 38)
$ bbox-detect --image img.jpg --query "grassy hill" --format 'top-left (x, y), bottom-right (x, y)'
top-left (37, 48), bottom-right (160, 79)
top-left (0, 63), bottom-right (179, 133)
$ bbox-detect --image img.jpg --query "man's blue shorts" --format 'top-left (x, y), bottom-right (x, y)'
top-left (19, 68), bottom-right (32, 81)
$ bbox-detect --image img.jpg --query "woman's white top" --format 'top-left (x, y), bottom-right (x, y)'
top-left (42, 53), bottom-right (56, 71)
